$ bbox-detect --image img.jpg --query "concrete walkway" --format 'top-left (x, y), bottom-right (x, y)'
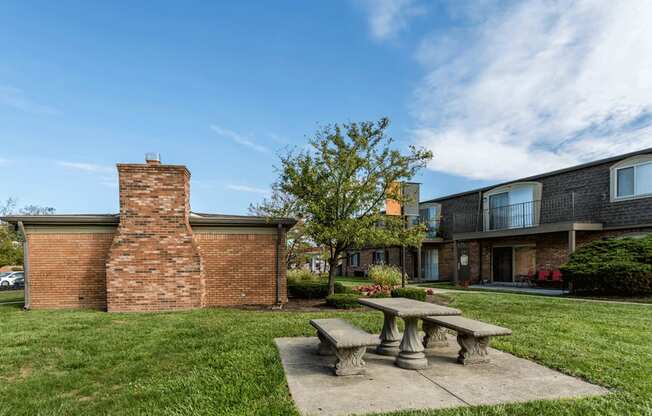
top-left (276, 336), bottom-right (608, 416)
top-left (428, 287), bottom-right (652, 306)
top-left (468, 284), bottom-right (567, 296)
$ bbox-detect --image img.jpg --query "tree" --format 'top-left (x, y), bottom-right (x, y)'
top-left (0, 197), bottom-right (55, 267)
top-left (278, 118), bottom-right (433, 294)
top-left (0, 226), bottom-right (22, 267)
top-left (249, 184), bottom-right (312, 269)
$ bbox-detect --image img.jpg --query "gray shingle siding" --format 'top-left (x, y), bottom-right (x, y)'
top-left (431, 151), bottom-right (652, 234)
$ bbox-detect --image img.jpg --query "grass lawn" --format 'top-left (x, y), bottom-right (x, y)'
top-left (0, 293), bottom-right (651, 415)
top-left (334, 275), bottom-right (372, 287)
top-left (0, 290), bottom-right (24, 304)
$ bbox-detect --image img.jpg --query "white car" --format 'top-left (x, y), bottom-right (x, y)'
top-left (0, 272), bottom-right (24, 288)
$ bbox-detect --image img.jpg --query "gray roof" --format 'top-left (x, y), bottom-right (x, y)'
top-left (1, 212), bottom-right (296, 227)
top-left (422, 146), bottom-right (652, 204)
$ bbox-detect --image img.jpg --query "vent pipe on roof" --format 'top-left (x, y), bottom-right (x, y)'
top-left (145, 152), bottom-right (161, 165)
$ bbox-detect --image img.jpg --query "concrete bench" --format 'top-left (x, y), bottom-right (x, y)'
top-left (310, 318), bottom-right (380, 376)
top-left (422, 316), bottom-right (512, 365)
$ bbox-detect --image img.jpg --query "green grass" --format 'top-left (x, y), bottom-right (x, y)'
top-left (412, 281), bottom-right (457, 289)
top-left (334, 275), bottom-right (372, 287)
top-left (0, 293), bottom-right (651, 415)
top-left (0, 290), bottom-right (24, 304)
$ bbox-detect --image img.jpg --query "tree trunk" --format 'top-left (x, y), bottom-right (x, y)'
top-left (327, 257), bottom-right (338, 296)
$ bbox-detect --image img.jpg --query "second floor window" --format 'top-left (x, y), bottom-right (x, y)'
top-left (616, 161), bottom-right (652, 199)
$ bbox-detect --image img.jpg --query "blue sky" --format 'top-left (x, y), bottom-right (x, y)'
top-left (1, 1), bottom-right (651, 215)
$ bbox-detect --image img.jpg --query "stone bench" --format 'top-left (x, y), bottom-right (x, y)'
top-left (421, 315), bottom-right (512, 365)
top-left (310, 318), bottom-right (380, 376)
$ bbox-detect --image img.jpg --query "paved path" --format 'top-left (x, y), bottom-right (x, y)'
top-left (426, 287), bottom-right (652, 307)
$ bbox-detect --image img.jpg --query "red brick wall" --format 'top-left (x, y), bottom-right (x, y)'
top-left (106, 163), bottom-right (203, 312)
top-left (27, 232), bottom-right (114, 310)
top-left (194, 231), bottom-right (286, 306)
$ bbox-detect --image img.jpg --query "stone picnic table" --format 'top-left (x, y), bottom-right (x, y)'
top-left (358, 297), bottom-right (461, 370)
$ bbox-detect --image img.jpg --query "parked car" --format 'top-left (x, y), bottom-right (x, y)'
top-left (0, 272), bottom-right (24, 288)
top-left (12, 276), bottom-right (25, 289)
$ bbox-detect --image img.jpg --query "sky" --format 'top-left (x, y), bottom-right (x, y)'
top-left (1, 0), bottom-right (652, 215)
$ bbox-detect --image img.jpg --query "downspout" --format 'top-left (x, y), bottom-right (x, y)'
top-left (275, 223), bottom-right (282, 307)
top-left (17, 221), bottom-right (29, 310)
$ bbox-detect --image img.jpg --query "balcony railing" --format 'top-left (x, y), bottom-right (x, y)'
top-left (416, 218), bottom-right (441, 239)
top-left (452, 193), bottom-right (588, 234)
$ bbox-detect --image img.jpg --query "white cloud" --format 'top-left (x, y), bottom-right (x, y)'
top-left (0, 86), bottom-right (59, 115)
top-left (357, 0), bottom-right (425, 41)
top-left (226, 184), bottom-right (270, 195)
top-left (57, 161), bottom-right (114, 173)
top-left (413, 0), bottom-right (652, 181)
top-left (210, 124), bottom-right (268, 153)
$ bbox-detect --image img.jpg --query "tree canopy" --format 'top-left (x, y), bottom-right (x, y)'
top-left (277, 117), bottom-right (433, 293)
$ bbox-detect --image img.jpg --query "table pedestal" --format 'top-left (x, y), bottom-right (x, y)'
top-left (376, 312), bottom-right (401, 356)
top-left (396, 317), bottom-right (428, 370)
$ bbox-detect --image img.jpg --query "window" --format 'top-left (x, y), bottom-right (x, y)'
top-left (419, 204), bottom-right (441, 238)
top-left (372, 250), bottom-right (385, 265)
top-left (483, 182), bottom-right (542, 231)
top-left (612, 156), bottom-right (652, 201)
top-left (349, 252), bottom-right (360, 267)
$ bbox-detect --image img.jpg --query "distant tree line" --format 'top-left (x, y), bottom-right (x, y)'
top-left (0, 198), bottom-right (55, 267)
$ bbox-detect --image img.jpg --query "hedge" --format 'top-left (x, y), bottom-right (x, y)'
top-left (560, 235), bottom-right (652, 295)
top-left (390, 287), bottom-right (426, 301)
top-left (287, 280), bottom-right (346, 299)
top-left (325, 293), bottom-right (360, 309)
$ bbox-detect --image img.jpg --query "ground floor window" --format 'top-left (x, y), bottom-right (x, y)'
top-left (421, 247), bottom-right (439, 281)
top-left (372, 250), bottom-right (385, 265)
top-left (349, 252), bottom-right (360, 267)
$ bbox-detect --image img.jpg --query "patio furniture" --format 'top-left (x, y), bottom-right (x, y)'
top-left (310, 318), bottom-right (380, 376)
top-left (357, 297), bottom-right (461, 370)
top-left (422, 315), bottom-right (512, 365)
top-left (537, 270), bottom-right (550, 286)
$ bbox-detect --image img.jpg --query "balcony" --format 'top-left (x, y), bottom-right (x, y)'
top-left (416, 218), bottom-right (441, 240)
top-left (451, 193), bottom-right (598, 235)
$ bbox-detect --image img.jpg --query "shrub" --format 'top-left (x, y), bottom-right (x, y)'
top-left (287, 268), bottom-right (319, 282)
top-left (287, 280), bottom-right (346, 299)
top-left (391, 287), bottom-right (426, 301)
top-left (325, 293), bottom-right (360, 309)
top-left (368, 264), bottom-right (402, 287)
top-left (560, 235), bottom-right (652, 296)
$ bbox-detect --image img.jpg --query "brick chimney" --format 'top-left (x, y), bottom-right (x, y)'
top-left (106, 156), bottom-right (203, 312)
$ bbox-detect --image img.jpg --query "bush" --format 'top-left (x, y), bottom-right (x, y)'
top-left (325, 293), bottom-right (360, 309)
top-left (287, 268), bottom-right (319, 282)
top-left (560, 235), bottom-right (652, 296)
top-left (368, 264), bottom-right (402, 287)
top-left (391, 287), bottom-right (426, 301)
top-left (288, 280), bottom-right (346, 299)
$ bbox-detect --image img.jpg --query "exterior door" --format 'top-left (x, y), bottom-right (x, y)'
top-left (457, 242), bottom-right (470, 282)
top-left (422, 248), bottom-right (439, 281)
top-left (492, 247), bottom-right (513, 282)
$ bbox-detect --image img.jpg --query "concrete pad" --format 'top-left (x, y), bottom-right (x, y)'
top-left (275, 336), bottom-right (608, 416)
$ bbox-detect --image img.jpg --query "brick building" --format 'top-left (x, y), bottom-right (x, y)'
top-left (2, 156), bottom-right (295, 311)
top-left (345, 148), bottom-right (652, 283)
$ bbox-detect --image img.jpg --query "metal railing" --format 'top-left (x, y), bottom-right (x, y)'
top-left (452, 193), bottom-right (585, 233)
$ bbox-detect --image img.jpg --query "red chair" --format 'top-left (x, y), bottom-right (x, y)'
top-left (537, 270), bottom-right (550, 286)
top-left (551, 269), bottom-right (563, 288)
top-left (551, 269), bottom-right (563, 282)
top-left (525, 270), bottom-right (535, 287)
